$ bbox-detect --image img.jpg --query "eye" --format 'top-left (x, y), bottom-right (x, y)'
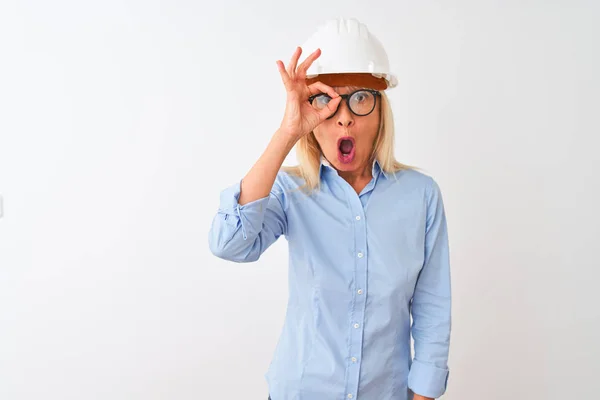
top-left (312, 94), bottom-right (332, 108)
top-left (353, 91), bottom-right (369, 103)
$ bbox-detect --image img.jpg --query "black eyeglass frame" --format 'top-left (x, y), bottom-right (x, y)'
top-left (307, 89), bottom-right (381, 119)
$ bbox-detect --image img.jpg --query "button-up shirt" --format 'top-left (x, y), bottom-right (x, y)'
top-left (209, 158), bottom-right (452, 400)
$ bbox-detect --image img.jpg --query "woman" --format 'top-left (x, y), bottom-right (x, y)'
top-left (209, 18), bottom-right (451, 400)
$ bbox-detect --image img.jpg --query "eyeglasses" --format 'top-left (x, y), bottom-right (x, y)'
top-left (308, 89), bottom-right (381, 119)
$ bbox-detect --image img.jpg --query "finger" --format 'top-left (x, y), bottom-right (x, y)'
top-left (286, 47), bottom-right (302, 78)
top-left (296, 48), bottom-right (321, 80)
top-left (276, 60), bottom-right (292, 90)
top-left (307, 81), bottom-right (339, 99)
top-left (317, 96), bottom-right (342, 120)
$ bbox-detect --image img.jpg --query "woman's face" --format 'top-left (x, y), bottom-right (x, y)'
top-left (312, 86), bottom-right (381, 176)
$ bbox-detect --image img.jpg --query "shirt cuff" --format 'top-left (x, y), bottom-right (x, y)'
top-left (218, 179), bottom-right (271, 240)
top-left (408, 359), bottom-right (449, 398)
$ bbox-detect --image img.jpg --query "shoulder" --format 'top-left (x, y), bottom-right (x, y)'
top-left (388, 167), bottom-right (440, 194)
top-left (268, 169), bottom-right (307, 210)
top-left (387, 168), bottom-right (447, 212)
top-left (273, 168), bottom-right (304, 194)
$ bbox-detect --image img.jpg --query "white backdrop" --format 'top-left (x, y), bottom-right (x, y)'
top-left (1, 1), bottom-right (599, 399)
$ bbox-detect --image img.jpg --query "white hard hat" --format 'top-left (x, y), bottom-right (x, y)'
top-left (300, 17), bottom-right (398, 89)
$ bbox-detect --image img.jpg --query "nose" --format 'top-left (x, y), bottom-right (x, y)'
top-left (336, 101), bottom-right (354, 127)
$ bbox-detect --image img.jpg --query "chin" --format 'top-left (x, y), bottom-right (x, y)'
top-left (334, 161), bottom-right (357, 170)
top-left (330, 154), bottom-right (359, 170)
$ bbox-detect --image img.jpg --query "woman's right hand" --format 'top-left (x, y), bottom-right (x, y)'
top-left (276, 47), bottom-right (342, 141)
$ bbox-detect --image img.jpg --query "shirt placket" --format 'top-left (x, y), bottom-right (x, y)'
top-left (343, 186), bottom-right (370, 400)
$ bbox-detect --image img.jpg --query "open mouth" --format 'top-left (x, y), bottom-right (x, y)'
top-left (337, 136), bottom-right (356, 163)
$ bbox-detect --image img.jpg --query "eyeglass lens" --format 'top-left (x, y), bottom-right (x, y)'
top-left (311, 90), bottom-right (376, 116)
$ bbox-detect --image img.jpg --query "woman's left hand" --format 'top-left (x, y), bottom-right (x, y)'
top-left (413, 394), bottom-right (434, 400)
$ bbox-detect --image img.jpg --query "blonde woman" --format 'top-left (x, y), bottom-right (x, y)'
top-left (209, 18), bottom-right (452, 400)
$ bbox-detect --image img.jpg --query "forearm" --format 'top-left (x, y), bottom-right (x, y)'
top-left (238, 129), bottom-right (297, 206)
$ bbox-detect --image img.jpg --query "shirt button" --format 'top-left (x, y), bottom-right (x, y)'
top-left (355, 215), bottom-right (361, 220)
top-left (357, 252), bottom-right (363, 258)
top-left (357, 289), bottom-right (363, 295)
top-left (354, 323), bottom-right (360, 328)
top-left (348, 395), bottom-right (353, 399)
top-left (351, 357), bottom-right (357, 362)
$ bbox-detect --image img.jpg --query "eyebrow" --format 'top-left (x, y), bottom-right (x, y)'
top-left (310, 87), bottom-right (370, 100)
top-left (333, 86), bottom-right (363, 91)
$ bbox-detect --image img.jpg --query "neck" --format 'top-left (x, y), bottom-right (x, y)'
top-left (338, 160), bottom-right (373, 186)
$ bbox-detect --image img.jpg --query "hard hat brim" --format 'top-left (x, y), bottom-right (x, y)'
top-left (306, 73), bottom-right (390, 91)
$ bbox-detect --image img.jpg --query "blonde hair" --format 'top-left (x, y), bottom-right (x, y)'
top-left (281, 91), bottom-right (418, 195)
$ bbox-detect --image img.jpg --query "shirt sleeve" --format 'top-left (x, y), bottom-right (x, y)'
top-left (407, 177), bottom-right (452, 399)
top-left (208, 177), bottom-right (287, 263)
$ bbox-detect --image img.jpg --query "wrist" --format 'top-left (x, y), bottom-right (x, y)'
top-left (275, 128), bottom-right (300, 147)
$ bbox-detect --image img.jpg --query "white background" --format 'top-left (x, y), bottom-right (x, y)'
top-left (1, 1), bottom-right (599, 399)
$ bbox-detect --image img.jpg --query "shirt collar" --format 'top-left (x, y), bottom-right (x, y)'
top-left (319, 155), bottom-right (389, 179)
